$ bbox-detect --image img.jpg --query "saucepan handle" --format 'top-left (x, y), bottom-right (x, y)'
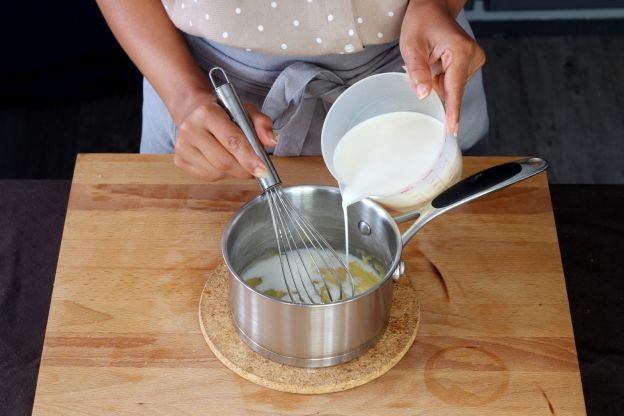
top-left (395, 157), bottom-right (549, 247)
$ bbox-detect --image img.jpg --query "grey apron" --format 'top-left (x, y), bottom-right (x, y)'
top-left (141, 11), bottom-right (488, 155)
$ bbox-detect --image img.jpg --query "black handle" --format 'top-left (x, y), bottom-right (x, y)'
top-left (431, 162), bottom-right (523, 209)
top-left (399, 158), bottom-right (548, 246)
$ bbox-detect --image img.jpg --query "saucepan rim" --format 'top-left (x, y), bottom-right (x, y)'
top-left (221, 184), bottom-right (403, 307)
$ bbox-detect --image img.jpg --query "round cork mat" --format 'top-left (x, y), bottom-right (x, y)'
top-left (198, 264), bottom-right (420, 394)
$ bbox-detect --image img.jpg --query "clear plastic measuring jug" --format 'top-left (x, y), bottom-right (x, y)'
top-left (321, 72), bottom-right (462, 212)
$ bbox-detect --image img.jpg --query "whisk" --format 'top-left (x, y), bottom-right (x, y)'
top-left (209, 67), bottom-right (355, 304)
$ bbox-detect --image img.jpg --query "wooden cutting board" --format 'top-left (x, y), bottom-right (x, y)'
top-left (32, 155), bottom-right (586, 415)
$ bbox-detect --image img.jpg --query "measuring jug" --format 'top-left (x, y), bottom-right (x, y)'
top-left (321, 72), bottom-right (462, 212)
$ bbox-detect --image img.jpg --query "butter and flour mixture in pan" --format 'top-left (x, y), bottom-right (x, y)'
top-left (242, 250), bottom-right (382, 303)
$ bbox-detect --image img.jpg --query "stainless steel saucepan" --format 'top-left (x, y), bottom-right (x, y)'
top-left (222, 157), bottom-right (548, 368)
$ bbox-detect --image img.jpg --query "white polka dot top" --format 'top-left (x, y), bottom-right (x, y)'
top-left (162, 0), bottom-right (408, 56)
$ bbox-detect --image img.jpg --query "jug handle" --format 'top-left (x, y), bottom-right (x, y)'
top-left (394, 157), bottom-right (549, 247)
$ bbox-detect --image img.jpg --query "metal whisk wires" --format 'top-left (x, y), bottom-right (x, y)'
top-left (210, 66), bottom-right (355, 304)
top-left (265, 186), bottom-right (355, 304)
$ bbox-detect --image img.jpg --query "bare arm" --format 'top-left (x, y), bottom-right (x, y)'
top-left (96, 0), bottom-right (276, 180)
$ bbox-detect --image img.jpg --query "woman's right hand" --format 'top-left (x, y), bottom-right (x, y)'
top-left (95, 0), bottom-right (276, 181)
top-left (173, 93), bottom-right (277, 181)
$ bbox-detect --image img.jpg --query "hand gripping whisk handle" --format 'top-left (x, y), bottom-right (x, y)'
top-left (209, 67), bottom-right (281, 190)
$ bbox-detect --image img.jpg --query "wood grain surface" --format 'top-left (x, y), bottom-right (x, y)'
top-left (32, 154), bottom-right (586, 415)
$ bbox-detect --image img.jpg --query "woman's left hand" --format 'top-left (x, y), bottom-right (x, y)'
top-left (399, 0), bottom-right (486, 136)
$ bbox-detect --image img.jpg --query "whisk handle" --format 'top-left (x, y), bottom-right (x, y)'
top-left (209, 67), bottom-right (281, 190)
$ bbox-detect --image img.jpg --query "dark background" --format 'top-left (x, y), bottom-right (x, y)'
top-left (1, 1), bottom-right (623, 415)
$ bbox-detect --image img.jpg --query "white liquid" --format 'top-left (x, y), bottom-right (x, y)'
top-left (334, 111), bottom-right (446, 261)
top-left (241, 249), bottom-right (381, 303)
top-left (343, 203), bottom-right (349, 268)
top-left (335, 111), bottom-right (446, 206)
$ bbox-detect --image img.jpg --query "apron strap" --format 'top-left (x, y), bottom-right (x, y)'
top-left (262, 62), bottom-right (347, 156)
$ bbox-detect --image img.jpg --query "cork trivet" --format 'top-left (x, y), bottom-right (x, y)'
top-left (198, 264), bottom-right (420, 394)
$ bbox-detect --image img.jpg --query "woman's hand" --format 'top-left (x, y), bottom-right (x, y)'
top-left (173, 92), bottom-right (277, 181)
top-left (400, 0), bottom-right (486, 136)
top-left (95, 0), bottom-right (276, 182)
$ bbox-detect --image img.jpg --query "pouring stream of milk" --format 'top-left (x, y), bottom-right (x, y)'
top-left (334, 111), bottom-right (446, 264)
